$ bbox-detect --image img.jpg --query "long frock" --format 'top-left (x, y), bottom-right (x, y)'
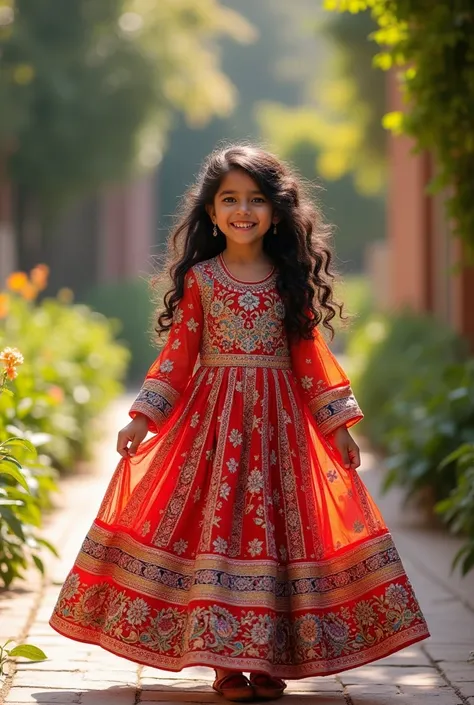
top-left (50, 254), bottom-right (429, 678)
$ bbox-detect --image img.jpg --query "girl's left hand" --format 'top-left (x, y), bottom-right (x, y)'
top-left (330, 426), bottom-right (361, 470)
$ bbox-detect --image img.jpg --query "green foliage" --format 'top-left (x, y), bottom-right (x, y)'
top-left (0, 640), bottom-right (47, 677)
top-left (256, 9), bottom-right (386, 196)
top-left (1, 288), bottom-right (130, 471)
top-left (0, 435), bottom-right (58, 588)
top-left (348, 310), bottom-right (474, 574)
top-left (325, 0), bottom-right (474, 253)
top-left (348, 310), bottom-right (467, 444)
top-left (0, 0), bottom-right (254, 212)
top-left (85, 278), bottom-right (156, 382)
top-left (436, 443), bottom-right (474, 576)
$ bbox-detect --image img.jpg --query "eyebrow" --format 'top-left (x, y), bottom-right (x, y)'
top-left (218, 189), bottom-right (264, 196)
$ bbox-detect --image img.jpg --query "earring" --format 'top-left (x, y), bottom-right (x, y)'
top-left (213, 223), bottom-right (218, 237)
top-left (273, 223), bottom-right (277, 235)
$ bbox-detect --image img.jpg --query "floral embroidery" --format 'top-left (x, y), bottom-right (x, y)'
top-left (173, 539), bottom-right (188, 555)
top-left (213, 537), bottom-right (228, 554)
top-left (186, 318), bottom-right (199, 333)
top-left (239, 291), bottom-right (260, 311)
top-left (220, 483), bottom-right (231, 500)
top-left (228, 429), bottom-right (243, 447)
top-left (51, 256), bottom-right (428, 678)
top-left (248, 538), bottom-right (264, 556)
top-left (227, 458), bottom-right (239, 473)
top-left (126, 598), bottom-right (150, 625)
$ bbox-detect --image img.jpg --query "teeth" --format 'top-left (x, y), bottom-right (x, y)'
top-left (232, 223), bottom-right (254, 229)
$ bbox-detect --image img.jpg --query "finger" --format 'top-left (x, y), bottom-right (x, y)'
top-left (339, 446), bottom-right (351, 469)
top-left (117, 431), bottom-right (131, 458)
top-left (128, 435), bottom-right (142, 457)
top-left (349, 445), bottom-right (361, 469)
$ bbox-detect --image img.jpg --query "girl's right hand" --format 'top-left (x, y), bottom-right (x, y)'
top-left (116, 414), bottom-right (149, 458)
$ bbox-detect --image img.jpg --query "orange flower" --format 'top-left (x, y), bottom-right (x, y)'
top-left (0, 293), bottom-right (9, 319)
top-left (6, 271), bottom-right (28, 292)
top-left (30, 264), bottom-right (50, 291)
top-left (20, 282), bottom-right (38, 301)
top-left (0, 346), bottom-right (24, 381)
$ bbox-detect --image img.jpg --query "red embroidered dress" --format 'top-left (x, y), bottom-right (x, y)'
top-left (50, 255), bottom-right (429, 677)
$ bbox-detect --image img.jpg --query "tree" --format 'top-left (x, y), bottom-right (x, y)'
top-left (255, 8), bottom-right (386, 197)
top-left (0, 0), bottom-right (254, 213)
top-left (325, 0), bottom-right (474, 254)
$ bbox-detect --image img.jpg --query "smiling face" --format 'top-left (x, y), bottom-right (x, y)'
top-left (207, 168), bottom-right (276, 245)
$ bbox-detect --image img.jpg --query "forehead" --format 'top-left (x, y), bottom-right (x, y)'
top-left (217, 168), bottom-right (262, 194)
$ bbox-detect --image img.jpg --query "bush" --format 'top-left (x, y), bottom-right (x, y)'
top-left (0, 348), bottom-right (58, 588)
top-left (1, 271), bottom-right (130, 471)
top-left (84, 278), bottom-right (156, 383)
top-left (347, 310), bottom-right (467, 445)
top-left (436, 443), bottom-right (474, 576)
top-left (347, 309), bottom-right (474, 575)
top-left (0, 266), bottom-right (130, 588)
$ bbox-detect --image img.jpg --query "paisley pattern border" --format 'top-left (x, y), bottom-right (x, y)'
top-left (309, 384), bottom-right (363, 436)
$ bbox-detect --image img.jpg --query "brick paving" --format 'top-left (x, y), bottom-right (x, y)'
top-left (1, 395), bottom-right (474, 705)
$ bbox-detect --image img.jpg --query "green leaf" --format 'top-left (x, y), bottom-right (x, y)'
top-left (0, 388), bottom-right (14, 397)
top-left (1, 438), bottom-right (37, 456)
top-left (0, 464), bottom-right (31, 493)
top-left (35, 537), bottom-right (60, 557)
top-left (0, 455), bottom-right (23, 470)
top-left (8, 645), bottom-right (47, 661)
top-left (32, 555), bottom-right (45, 574)
top-left (0, 507), bottom-right (26, 541)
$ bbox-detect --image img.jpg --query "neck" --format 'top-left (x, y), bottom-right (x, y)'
top-left (222, 242), bottom-right (269, 265)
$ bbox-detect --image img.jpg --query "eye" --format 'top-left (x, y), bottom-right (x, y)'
top-left (222, 196), bottom-right (236, 203)
top-left (252, 197), bottom-right (265, 203)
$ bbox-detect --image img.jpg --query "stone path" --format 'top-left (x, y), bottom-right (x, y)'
top-left (1, 396), bottom-right (474, 705)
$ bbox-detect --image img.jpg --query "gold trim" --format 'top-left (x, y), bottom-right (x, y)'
top-left (200, 354), bottom-right (291, 369)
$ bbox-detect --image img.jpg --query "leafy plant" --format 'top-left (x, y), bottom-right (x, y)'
top-left (0, 434), bottom-right (59, 588)
top-left (0, 640), bottom-right (47, 678)
top-left (1, 267), bottom-right (130, 470)
top-left (436, 443), bottom-right (474, 576)
top-left (325, 0), bottom-right (474, 254)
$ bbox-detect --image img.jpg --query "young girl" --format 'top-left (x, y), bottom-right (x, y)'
top-left (50, 144), bottom-right (429, 702)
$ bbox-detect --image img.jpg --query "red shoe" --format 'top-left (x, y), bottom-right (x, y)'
top-left (212, 672), bottom-right (255, 702)
top-left (249, 673), bottom-right (287, 700)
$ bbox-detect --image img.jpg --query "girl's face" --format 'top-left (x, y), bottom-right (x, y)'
top-left (207, 168), bottom-right (277, 245)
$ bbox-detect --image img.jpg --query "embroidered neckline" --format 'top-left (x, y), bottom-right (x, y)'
top-left (217, 253), bottom-right (276, 289)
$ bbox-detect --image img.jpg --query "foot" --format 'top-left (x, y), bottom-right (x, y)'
top-left (213, 670), bottom-right (254, 702)
top-left (249, 673), bottom-right (286, 700)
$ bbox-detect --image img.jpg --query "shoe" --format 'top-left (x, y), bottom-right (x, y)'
top-left (212, 672), bottom-right (255, 702)
top-left (249, 673), bottom-right (286, 700)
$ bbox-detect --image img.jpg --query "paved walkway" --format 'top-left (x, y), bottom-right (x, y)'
top-left (1, 396), bottom-right (474, 705)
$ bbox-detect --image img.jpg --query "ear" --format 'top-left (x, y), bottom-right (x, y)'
top-left (205, 204), bottom-right (216, 222)
top-left (272, 212), bottom-right (281, 225)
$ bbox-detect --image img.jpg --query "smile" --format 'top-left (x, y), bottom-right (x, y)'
top-left (231, 222), bottom-right (256, 230)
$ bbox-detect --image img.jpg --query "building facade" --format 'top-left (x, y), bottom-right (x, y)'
top-left (387, 71), bottom-right (474, 351)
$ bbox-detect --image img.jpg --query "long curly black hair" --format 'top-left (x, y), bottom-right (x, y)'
top-left (154, 143), bottom-right (344, 341)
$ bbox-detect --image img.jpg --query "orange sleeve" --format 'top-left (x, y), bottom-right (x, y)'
top-left (129, 269), bottom-right (203, 432)
top-left (289, 326), bottom-right (363, 436)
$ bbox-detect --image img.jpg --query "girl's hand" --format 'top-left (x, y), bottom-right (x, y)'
top-left (117, 414), bottom-right (149, 458)
top-left (330, 425), bottom-right (361, 470)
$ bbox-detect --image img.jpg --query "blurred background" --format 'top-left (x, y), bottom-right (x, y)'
top-left (0, 0), bottom-right (388, 379)
top-left (1, 0), bottom-right (474, 589)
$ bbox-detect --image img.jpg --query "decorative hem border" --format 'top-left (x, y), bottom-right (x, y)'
top-left (49, 614), bottom-right (429, 679)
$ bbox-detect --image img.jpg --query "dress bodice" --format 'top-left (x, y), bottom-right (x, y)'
top-left (193, 256), bottom-right (290, 368)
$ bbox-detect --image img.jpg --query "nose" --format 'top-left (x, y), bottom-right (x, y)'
top-left (236, 201), bottom-right (251, 215)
